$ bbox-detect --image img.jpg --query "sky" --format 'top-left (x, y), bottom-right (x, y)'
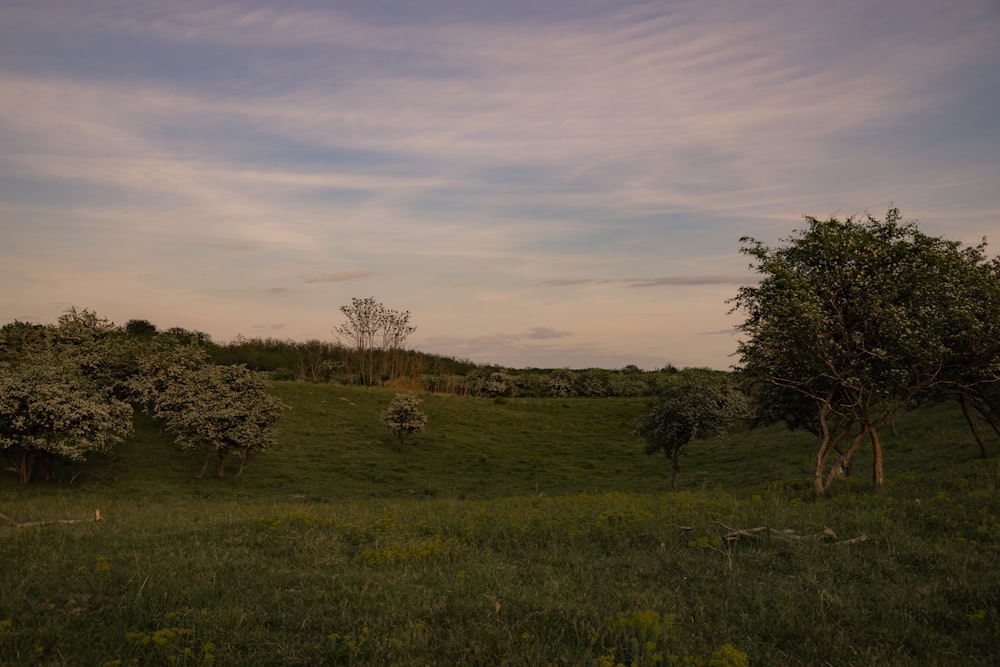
top-left (1, 0), bottom-right (998, 370)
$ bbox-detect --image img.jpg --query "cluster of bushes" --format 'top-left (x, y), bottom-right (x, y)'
top-left (205, 335), bottom-right (480, 386)
top-left (203, 334), bottom-right (683, 398)
top-left (418, 365), bottom-right (680, 398)
top-left (0, 309), bottom-right (284, 484)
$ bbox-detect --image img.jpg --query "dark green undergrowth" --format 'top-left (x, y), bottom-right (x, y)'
top-left (1, 384), bottom-right (998, 665)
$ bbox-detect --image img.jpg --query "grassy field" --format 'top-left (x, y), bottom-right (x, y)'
top-left (1, 383), bottom-right (998, 665)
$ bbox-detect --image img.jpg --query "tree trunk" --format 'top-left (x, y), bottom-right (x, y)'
top-left (822, 429), bottom-right (866, 495)
top-left (670, 449), bottom-right (679, 490)
top-left (814, 403), bottom-right (840, 496)
top-left (216, 449), bottom-right (228, 478)
top-left (17, 450), bottom-right (34, 485)
top-left (235, 449), bottom-right (251, 478)
top-left (41, 455), bottom-right (55, 482)
top-left (960, 394), bottom-right (989, 458)
top-left (870, 426), bottom-right (884, 487)
top-left (195, 449), bottom-right (211, 479)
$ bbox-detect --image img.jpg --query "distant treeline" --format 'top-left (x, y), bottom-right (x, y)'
top-left (2, 317), bottom-right (694, 398)
top-left (205, 333), bottom-right (687, 398)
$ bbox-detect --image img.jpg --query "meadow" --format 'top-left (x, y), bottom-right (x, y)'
top-left (1, 383), bottom-right (998, 665)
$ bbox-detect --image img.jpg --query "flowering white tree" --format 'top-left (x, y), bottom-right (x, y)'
top-left (148, 361), bottom-right (287, 478)
top-left (0, 360), bottom-right (133, 484)
top-left (382, 393), bottom-right (428, 449)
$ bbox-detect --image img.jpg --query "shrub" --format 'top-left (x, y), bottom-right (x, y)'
top-left (382, 393), bottom-right (428, 449)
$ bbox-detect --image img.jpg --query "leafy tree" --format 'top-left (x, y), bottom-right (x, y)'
top-left (382, 393), bottom-right (428, 449)
top-left (157, 326), bottom-right (211, 347)
top-left (334, 297), bottom-right (415, 386)
top-left (53, 309), bottom-right (152, 398)
top-left (483, 372), bottom-right (512, 398)
top-left (730, 209), bottom-right (998, 495)
top-left (131, 344), bottom-right (287, 478)
top-left (0, 359), bottom-right (133, 484)
top-left (0, 320), bottom-right (49, 362)
top-left (124, 319), bottom-right (158, 337)
top-left (934, 254), bottom-right (1000, 457)
top-left (546, 369), bottom-right (578, 397)
top-left (633, 373), bottom-right (747, 489)
top-left (151, 362), bottom-right (287, 478)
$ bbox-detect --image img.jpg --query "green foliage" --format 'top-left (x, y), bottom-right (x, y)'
top-left (123, 318), bottom-right (158, 338)
top-left (0, 308), bottom-right (137, 484)
top-left (0, 360), bottom-right (133, 484)
top-left (128, 342), bottom-right (287, 478)
top-left (634, 373), bottom-right (747, 488)
top-left (731, 208), bottom-right (1000, 494)
top-left (381, 393), bottom-right (428, 448)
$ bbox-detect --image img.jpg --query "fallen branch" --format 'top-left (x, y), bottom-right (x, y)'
top-left (0, 509), bottom-right (103, 528)
top-left (714, 523), bottom-right (866, 546)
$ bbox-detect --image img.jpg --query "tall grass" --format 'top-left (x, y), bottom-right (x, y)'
top-left (1, 384), bottom-right (997, 665)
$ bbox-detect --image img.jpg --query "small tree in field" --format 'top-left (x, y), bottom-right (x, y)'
top-left (633, 373), bottom-right (747, 489)
top-left (382, 393), bottom-right (427, 449)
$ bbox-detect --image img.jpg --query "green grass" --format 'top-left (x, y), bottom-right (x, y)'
top-left (1, 384), bottom-right (998, 665)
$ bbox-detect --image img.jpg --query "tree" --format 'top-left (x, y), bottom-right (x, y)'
top-left (334, 297), bottom-right (416, 386)
top-left (0, 359), bottom-right (133, 484)
top-left (131, 343), bottom-right (287, 478)
top-left (933, 253), bottom-right (1000, 457)
top-left (730, 209), bottom-right (998, 495)
top-left (382, 393), bottom-right (428, 449)
top-left (546, 368), bottom-right (577, 397)
top-left (124, 319), bottom-right (158, 338)
top-left (148, 362), bottom-right (287, 478)
top-left (0, 321), bottom-right (49, 362)
top-left (633, 373), bottom-right (747, 489)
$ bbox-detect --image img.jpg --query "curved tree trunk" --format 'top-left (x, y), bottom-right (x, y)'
top-left (870, 426), bottom-right (884, 487)
top-left (17, 450), bottom-right (34, 485)
top-left (821, 429), bottom-right (866, 495)
top-left (814, 407), bottom-right (834, 496)
top-left (960, 394), bottom-right (990, 458)
top-left (195, 448), bottom-right (211, 479)
top-left (235, 449), bottom-right (251, 478)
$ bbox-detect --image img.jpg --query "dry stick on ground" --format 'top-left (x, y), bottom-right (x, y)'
top-left (0, 508), bottom-right (102, 528)
top-left (714, 522), bottom-right (867, 546)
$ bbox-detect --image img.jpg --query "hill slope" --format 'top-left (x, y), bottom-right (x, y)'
top-left (1, 384), bottom-right (997, 666)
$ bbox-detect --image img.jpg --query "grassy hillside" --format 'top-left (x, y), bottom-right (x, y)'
top-left (1, 384), bottom-right (998, 665)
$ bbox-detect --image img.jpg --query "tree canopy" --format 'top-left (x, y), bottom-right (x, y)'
top-left (0, 358), bottom-right (133, 484)
top-left (730, 209), bottom-right (999, 495)
top-left (133, 344), bottom-right (287, 478)
top-left (334, 297), bottom-right (416, 386)
top-left (382, 393), bottom-right (428, 449)
top-left (633, 373), bottom-right (747, 489)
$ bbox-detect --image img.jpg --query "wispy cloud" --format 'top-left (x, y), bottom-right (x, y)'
top-left (526, 326), bottom-right (571, 340)
top-left (539, 275), bottom-right (752, 288)
top-left (1, 0), bottom-right (997, 369)
top-left (301, 271), bottom-right (382, 283)
top-left (624, 275), bottom-right (752, 288)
